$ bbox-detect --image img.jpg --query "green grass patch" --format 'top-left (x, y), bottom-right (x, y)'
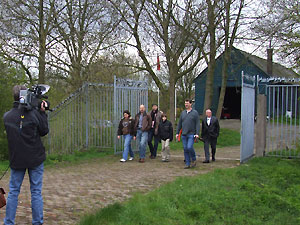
top-left (0, 160), bottom-right (9, 173)
top-left (79, 157), bottom-right (300, 225)
top-left (267, 148), bottom-right (300, 158)
top-left (44, 147), bottom-right (113, 166)
top-left (266, 141), bottom-right (300, 158)
top-left (269, 116), bottom-right (300, 126)
top-left (217, 128), bottom-right (240, 147)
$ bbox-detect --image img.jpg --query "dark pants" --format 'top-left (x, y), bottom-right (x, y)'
top-left (148, 129), bottom-right (159, 157)
top-left (204, 137), bottom-right (217, 161)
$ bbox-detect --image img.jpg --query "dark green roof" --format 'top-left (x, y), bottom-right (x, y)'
top-left (239, 49), bottom-right (299, 78)
top-left (195, 47), bottom-right (299, 81)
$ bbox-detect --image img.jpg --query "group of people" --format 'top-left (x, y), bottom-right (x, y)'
top-left (3, 85), bottom-right (220, 225)
top-left (117, 104), bottom-right (173, 163)
top-left (117, 99), bottom-right (220, 169)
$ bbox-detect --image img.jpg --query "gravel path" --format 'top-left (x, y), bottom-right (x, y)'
top-left (0, 145), bottom-right (240, 225)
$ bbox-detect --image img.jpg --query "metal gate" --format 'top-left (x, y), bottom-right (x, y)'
top-left (46, 76), bottom-right (148, 155)
top-left (240, 73), bottom-right (255, 163)
top-left (265, 84), bottom-right (300, 158)
top-left (114, 77), bottom-right (148, 154)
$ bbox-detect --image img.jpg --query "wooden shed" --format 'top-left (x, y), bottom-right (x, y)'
top-left (194, 47), bottom-right (298, 118)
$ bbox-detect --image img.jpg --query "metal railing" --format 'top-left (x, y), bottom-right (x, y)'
top-left (45, 77), bottom-right (148, 155)
top-left (265, 85), bottom-right (300, 158)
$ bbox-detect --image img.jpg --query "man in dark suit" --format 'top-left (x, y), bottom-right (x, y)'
top-left (201, 109), bottom-right (220, 163)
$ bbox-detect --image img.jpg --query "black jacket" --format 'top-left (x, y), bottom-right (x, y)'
top-left (117, 117), bottom-right (136, 136)
top-left (201, 116), bottom-right (220, 140)
top-left (3, 102), bottom-right (49, 169)
top-left (158, 120), bottom-right (173, 141)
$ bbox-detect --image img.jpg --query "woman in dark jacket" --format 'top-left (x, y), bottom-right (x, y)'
top-left (158, 113), bottom-right (173, 162)
top-left (117, 110), bottom-right (136, 162)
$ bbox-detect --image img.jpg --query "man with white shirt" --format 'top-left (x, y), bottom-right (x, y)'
top-left (201, 109), bottom-right (220, 163)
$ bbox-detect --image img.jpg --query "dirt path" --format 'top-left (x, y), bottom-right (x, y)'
top-left (0, 145), bottom-right (240, 225)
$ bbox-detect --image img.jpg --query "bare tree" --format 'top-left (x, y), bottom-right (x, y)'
top-left (202, 0), bottom-right (219, 115)
top-left (109, 0), bottom-right (208, 125)
top-left (250, 0), bottom-right (300, 71)
top-left (48, 0), bottom-right (120, 88)
top-left (0, 0), bottom-right (55, 83)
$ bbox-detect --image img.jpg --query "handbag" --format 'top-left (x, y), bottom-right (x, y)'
top-left (0, 165), bottom-right (9, 209)
top-left (0, 187), bottom-right (6, 208)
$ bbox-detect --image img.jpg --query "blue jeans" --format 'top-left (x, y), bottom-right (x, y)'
top-left (4, 163), bottom-right (44, 225)
top-left (129, 143), bottom-right (134, 158)
top-left (136, 129), bottom-right (148, 159)
top-left (181, 134), bottom-right (197, 166)
top-left (122, 134), bottom-right (134, 160)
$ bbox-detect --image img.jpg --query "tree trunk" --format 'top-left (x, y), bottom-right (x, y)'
top-left (203, 0), bottom-right (216, 115)
top-left (216, 52), bottom-right (230, 119)
top-left (169, 74), bottom-right (176, 130)
top-left (216, 0), bottom-right (243, 119)
top-left (203, 52), bottom-right (215, 114)
top-left (159, 88), bottom-right (169, 114)
top-left (38, 0), bottom-right (46, 84)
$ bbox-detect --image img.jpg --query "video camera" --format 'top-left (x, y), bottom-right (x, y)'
top-left (19, 84), bottom-right (51, 111)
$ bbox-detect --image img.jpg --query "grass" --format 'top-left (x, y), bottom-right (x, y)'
top-left (266, 141), bottom-right (300, 158)
top-left (0, 160), bottom-right (9, 174)
top-left (44, 147), bottom-right (113, 166)
top-left (79, 157), bottom-right (300, 225)
top-left (267, 148), bottom-right (300, 158)
top-left (269, 116), bottom-right (300, 126)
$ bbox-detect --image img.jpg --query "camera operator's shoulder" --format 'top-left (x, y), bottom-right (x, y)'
top-left (3, 109), bottom-right (15, 121)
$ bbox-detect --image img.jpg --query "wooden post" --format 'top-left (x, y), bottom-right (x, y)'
top-left (256, 94), bottom-right (267, 156)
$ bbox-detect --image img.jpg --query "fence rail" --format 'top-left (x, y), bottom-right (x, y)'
top-left (265, 85), bottom-right (300, 158)
top-left (45, 77), bottom-right (148, 155)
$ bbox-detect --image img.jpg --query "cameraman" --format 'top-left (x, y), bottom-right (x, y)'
top-left (3, 85), bottom-right (49, 225)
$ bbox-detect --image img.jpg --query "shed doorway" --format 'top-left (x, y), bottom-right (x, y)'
top-left (221, 87), bottom-right (241, 119)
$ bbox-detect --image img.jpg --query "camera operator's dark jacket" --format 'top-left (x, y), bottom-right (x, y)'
top-left (3, 102), bottom-right (49, 169)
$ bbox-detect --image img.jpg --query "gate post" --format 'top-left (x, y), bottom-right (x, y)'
top-left (113, 76), bottom-right (117, 154)
top-left (47, 111), bottom-right (51, 154)
top-left (256, 94), bottom-right (267, 156)
top-left (85, 83), bottom-right (89, 148)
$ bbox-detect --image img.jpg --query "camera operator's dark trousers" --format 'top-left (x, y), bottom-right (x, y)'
top-left (204, 137), bottom-right (217, 161)
top-left (148, 128), bottom-right (159, 157)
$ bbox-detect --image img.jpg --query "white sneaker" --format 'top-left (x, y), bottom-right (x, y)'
top-left (120, 158), bottom-right (126, 162)
top-left (128, 157), bottom-right (134, 161)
